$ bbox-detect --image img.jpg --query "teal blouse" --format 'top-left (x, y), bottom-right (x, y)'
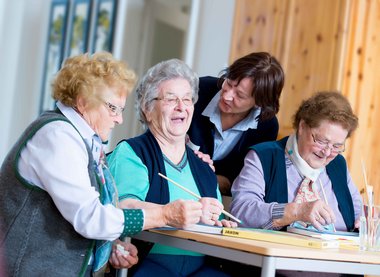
top-left (108, 141), bottom-right (222, 256)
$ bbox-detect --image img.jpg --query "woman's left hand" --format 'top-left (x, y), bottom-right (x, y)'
top-left (297, 200), bottom-right (336, 230)
top-left (199, 197), bottom-right (223, 225)
top-left (109, 239), bottom-right (139, 269)
top-left (214, 219), bottom-right (238, 228)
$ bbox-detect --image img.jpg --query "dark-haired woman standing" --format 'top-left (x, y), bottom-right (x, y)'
top-left (187, 52), bottom-right (285, 195)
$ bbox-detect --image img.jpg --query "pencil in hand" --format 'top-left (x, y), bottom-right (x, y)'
top-left (158, 172), bottom-right (242, 224)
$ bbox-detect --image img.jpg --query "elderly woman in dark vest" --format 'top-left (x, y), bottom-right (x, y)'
top-left (107, 59), bottom-right (237, 277)
top-left (0, 53), bottom-right (206, 277)
top-left (231, 92), bottom-right (362, 233)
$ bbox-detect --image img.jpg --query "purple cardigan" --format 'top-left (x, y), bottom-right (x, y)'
top-left (230, 149), bottom-right (362, 231)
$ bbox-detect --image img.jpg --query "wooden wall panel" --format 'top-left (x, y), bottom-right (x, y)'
top-left (231, 0), bottom-right (348, 136)
top-left (277, 0), bottom-right (349, 135)
top-left (342, 0), bottom-right (380, 204)
top-left (230, 0), bottom-right (288, 59)
top-left (230, 0), bottom-right (380, 204)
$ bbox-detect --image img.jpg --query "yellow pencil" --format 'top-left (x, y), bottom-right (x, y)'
top-left (158, 172), bottom-right (242, 224)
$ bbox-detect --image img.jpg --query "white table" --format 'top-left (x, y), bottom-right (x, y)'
top-left (131, 229), bottom-right (380, 277)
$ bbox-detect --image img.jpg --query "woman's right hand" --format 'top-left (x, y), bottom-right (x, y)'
top-left (162, 199), bottom-right (203, 228)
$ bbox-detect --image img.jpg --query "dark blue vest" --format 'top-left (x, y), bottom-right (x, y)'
top-left (251, 137), bottom-right (355, 231)
top-left (187, 76), bottom-right (279, 185)
top-left (121, 130), bottom-right (217, 204)
top-left (116, 130), bottom-right (218, 272)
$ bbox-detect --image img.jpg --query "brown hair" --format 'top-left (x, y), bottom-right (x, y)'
top-left (52, 52), bottom-right (136, 108)
top-left (293, 91), bottom-right (358, 137)
top-left (219, 52), bottom-right (284, 121)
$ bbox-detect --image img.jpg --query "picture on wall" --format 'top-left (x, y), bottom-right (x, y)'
top-left (40, 0), bottom-right (69, 112)
top-left (67, 0), bottom-right (92, 57)
top-left (40, 0), bottom-right (118, 112)
top-left (92, 0), bottom-right (117, 53)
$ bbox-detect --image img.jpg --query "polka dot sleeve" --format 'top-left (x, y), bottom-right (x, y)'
top-left (120, 209), bottom-right (144, 238)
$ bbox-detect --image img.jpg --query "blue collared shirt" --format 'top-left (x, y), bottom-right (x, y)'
top-left (202, 91), bottom-right (261, 160)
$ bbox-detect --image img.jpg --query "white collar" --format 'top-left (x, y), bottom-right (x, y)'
top-left (56, 101), bottom-right (96, 142)
top-left (285, 134), bottom-right (323, 182)
top-left (56, 101), bottom-right (104, 163)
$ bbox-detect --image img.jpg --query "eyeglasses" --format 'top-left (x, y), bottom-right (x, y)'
top-left (311, 133), bottom-right (345, 154)
top-left (153, 95), bottom-right (194, 107)
top-left (103, 101), bottom-right (125, 117)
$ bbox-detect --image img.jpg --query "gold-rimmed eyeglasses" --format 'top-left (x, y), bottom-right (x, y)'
top-left (103, 101), bottom-right (125, 117)
top-left (311, 133), bottom-right (345, 154)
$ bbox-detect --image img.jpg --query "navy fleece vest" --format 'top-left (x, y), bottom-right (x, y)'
top-left (122, 130), bottom-right (217, 203)
top-left (251, 137), bottom-right (355, 231)
top-left (116, 130), bottom-right (218, 272)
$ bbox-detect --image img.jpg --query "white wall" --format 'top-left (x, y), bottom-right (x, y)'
top-left (106, 0), bottom-right (146, 151)
top-left (0, 0), bottom-right (50, 162)
top-left (110, 0), bottom-right (235, 150)
top-left (191, 0), bottom-right (235, 76)
top-left (0, 0), bottom-right (235, 162)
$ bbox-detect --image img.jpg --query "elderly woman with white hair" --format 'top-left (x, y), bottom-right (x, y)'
top-left (108, 59), bottom-right (236, 277)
